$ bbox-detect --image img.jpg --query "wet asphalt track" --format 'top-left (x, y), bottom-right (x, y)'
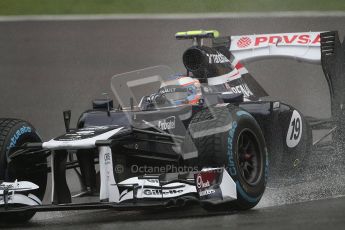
top-left (1, 196), bottom-right (344, 230)
top-left (1, 14), bottom-right (345, 229)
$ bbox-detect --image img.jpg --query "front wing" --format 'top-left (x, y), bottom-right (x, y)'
top-left (0, 126), bottom-right (237, 213)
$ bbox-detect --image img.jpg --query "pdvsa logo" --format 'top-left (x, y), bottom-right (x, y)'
top-left (254, 33), bottom-right (320, 46)
top-left (237, 37), bottom-right (252, 48)
top-left (235, 33), bottom-right (321, 49)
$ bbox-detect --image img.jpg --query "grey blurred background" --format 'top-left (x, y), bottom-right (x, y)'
top-left (1, 16), bottom-right (343, 139)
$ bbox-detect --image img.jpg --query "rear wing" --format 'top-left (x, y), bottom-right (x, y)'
top-left (230, 32), bottom-right (322, 63)
top-left (225, 31), bottom-right (345, 123)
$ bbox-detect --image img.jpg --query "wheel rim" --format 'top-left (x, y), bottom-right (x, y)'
top-left (237, 130), bottom-right (262, 186)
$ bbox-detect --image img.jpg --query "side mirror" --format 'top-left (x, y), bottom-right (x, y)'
top-left (92, 99), bottom-right (113, 110)
top-left (218, 93), bottom-right (244, 104)
top-left (63, 110), bottom-right (71, 132)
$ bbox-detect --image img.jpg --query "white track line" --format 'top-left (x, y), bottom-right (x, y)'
top-left (0, 11), bottom-right (345, 22)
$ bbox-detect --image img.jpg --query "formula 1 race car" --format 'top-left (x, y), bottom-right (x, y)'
top-left (0, 30), bottom-right (344, 223)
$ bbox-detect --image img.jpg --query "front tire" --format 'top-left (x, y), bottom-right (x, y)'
top-left (0, 118), bottom-right (47, 223)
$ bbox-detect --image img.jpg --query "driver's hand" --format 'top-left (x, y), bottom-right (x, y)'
top-left (147, 93), bottom-right (166, 104)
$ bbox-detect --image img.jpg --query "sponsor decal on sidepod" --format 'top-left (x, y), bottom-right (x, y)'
top-left (158, 116), bottom-right (176, 130)
top-left (206, 52), bottom-right (230, 64)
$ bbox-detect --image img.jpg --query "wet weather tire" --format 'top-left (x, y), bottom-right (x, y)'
top-left (0, 118), bottom-right (47, 222)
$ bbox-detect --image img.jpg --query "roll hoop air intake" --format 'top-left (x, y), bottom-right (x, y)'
top-left (182, 46), bottom-right (233, 81)
top-left (176, 30), bottom-right (234, 82)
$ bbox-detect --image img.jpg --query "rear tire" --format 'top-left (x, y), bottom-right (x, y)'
top-left (0, 118), bottom-right (47, 223)
top-left (189, 106), bottom-right (267, 211)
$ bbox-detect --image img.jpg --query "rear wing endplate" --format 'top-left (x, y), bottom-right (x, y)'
top-left (320, 31), bottom-right (345, 123)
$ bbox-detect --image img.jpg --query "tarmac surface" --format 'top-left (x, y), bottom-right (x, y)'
top-left (3, 196), bottom-right (345, 230)
top-left (1, 14), bottom-right (345, 229)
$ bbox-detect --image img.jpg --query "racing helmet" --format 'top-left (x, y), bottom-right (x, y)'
top-left (158, 75), bottom-right (202, 105)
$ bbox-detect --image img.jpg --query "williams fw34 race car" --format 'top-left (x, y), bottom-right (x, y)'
top-left (1, 30), bottom-right (345, 223)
